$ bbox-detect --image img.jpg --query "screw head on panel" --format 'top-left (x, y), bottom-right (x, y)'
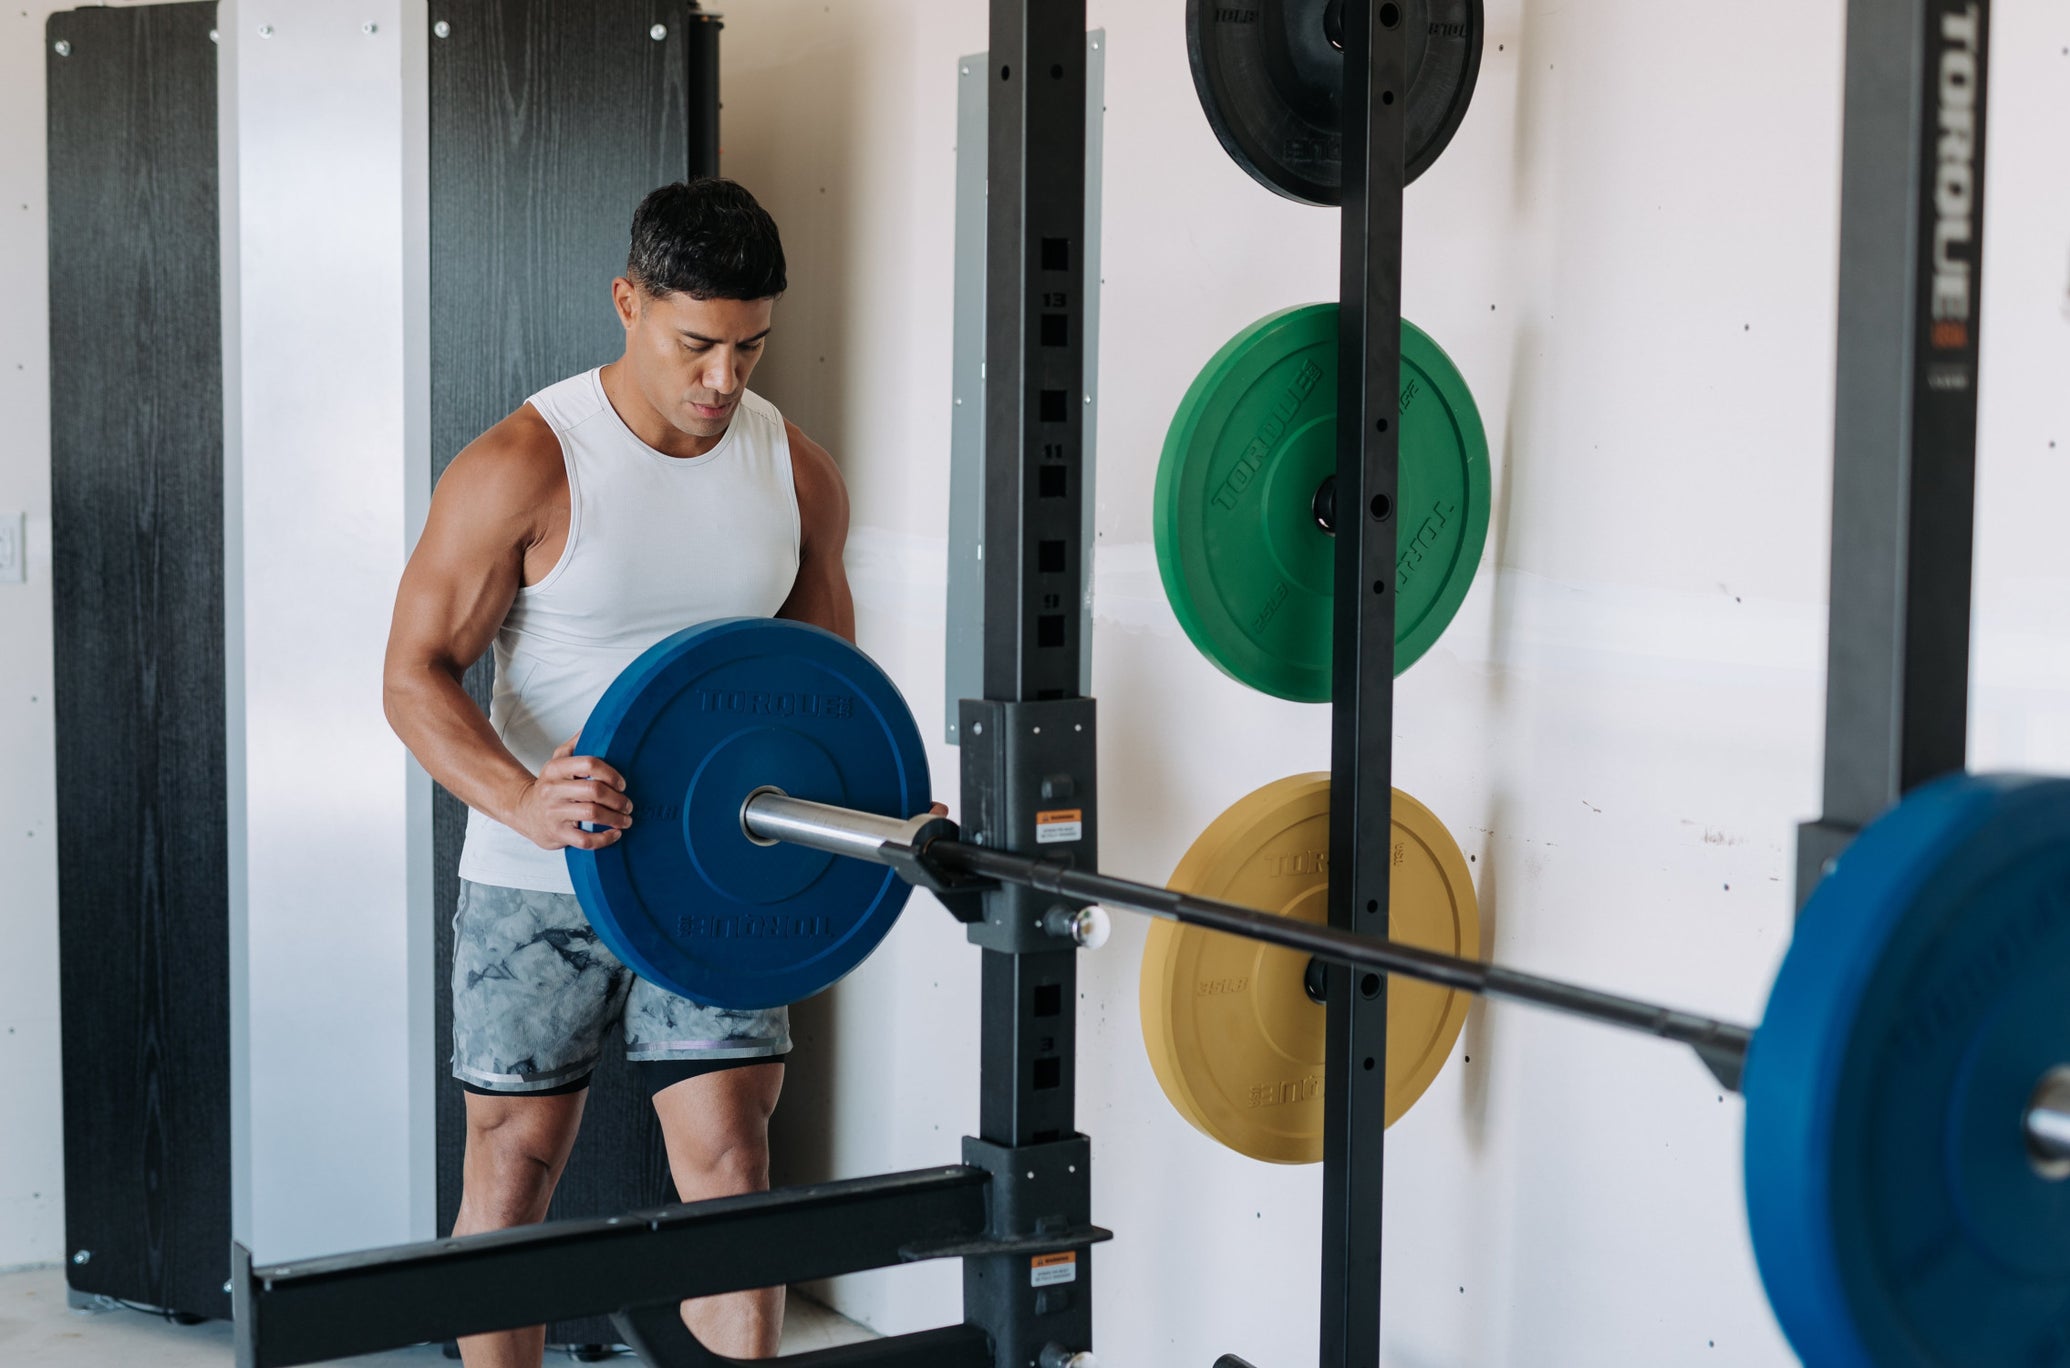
top-left (208, 28), bottom-right (219, 42)
top-left (433, 19), bottom-right (451, 38)
top-left (52, 38), bottom-right (70, 55)
top-left (650, 23), bottom-right (667, 39)
top-left (362, 22), bottom-right (378, 34)
top-left (257, 24), bottom-right (273, 37)
top-left (221, 1280), bottom-right (232, 1295)
top-left (71, 1250), bottom-right (90, 1265)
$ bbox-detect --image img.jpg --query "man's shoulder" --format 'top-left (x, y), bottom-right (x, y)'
top-left (780, 416), bottom-right (837, 479)
top-left (781, 418), bottom-right (846, 541)
top-left (439, 404), bottom-right (566, 509)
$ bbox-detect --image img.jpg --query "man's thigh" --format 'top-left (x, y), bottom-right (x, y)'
top-left (450, 879), bottom-right (632, 1091)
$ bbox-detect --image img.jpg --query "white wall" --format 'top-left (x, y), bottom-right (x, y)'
top-left (737, 2), bottom-right (2070, 1365)
top-left (0, 0), bottom-right (95, 1274)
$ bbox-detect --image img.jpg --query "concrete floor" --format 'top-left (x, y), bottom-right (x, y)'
top-left (0, 1265), bottom-right (874, 1366)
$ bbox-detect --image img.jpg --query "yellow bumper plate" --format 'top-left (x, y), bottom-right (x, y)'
top-left (1139, 773), bottom-right (1480, 1162)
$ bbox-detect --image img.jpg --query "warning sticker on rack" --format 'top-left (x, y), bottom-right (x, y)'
top-left (1030, 1251), bottom-right (1078, 1287)
top-left (1036, 809), bottom-right (1084, 845)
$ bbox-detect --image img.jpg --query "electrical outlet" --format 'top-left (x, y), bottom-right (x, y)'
top-left (0, 513), bottom-right (24, 584)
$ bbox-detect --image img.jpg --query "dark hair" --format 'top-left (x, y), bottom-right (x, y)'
top-left (626, 179), bottom-right (787, 301)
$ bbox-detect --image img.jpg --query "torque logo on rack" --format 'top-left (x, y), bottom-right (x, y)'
top-left (1929, 2), bottom-right (1982, 353)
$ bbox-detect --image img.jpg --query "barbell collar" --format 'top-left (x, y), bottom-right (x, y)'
top-left (740, 790), bottom-right (1756, 1089)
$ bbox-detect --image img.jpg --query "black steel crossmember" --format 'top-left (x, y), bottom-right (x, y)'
top-left (231, 1167), bottom-right (990, 1368)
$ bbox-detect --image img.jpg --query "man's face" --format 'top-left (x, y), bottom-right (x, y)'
top-left (616, 283), bottom-right (776, 440)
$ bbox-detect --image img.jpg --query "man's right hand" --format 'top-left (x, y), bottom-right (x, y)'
top-left (508, 735), bottom-right (633, 851)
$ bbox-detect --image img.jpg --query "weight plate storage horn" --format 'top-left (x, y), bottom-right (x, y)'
top-left (1186, 0), bottom-right (1484, 204)
top-left (1140, 774), bottom-right (1479, 1162)
top-left (566, 618), bottom-right (932, 1011)
top-left (1743, 773), bottom-right (2070, 1368)
top-left (1155, 304), bottom-right (1490, 701)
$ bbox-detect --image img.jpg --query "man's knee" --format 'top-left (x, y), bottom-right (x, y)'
top-left (700, 1129), bottom-right (771, 1190)
top-left (465, 1133), bottom-right (562, 1217)
top-left (461, 1096), bottom-right (583, 1225)
top-left (661, 1108), bottom-right (772, 1192)
top-left (654, 1064), bottom-right (780, 1197)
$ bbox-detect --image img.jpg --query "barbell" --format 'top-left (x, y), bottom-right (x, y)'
top-left (564, 615), bottom-right (2070, 1368)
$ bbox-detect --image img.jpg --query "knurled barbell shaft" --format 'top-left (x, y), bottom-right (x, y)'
top-left (741, 792), bottom-right (1757, 1088)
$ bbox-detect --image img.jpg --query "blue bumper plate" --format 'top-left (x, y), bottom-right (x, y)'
top-left (1744, 773), bottom-right (2070, 1368)
top-left (566, 618), bottom-right (930, 1010)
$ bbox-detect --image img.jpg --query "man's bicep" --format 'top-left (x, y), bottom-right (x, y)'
top-left (387, 460), bottom-right (527, 676)
top-left (775, 427), bottom-right (855, 640)
top-left (775, 546), bottom-right (856, 641)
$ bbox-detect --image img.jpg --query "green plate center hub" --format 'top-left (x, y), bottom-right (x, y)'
top-left (1154, 304), bottom-right (1491, 702)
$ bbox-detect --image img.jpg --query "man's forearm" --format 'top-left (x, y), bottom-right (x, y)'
top-left (384, 664), bottom-right (535, 826)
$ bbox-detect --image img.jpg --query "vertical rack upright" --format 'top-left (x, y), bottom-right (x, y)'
top-left (1320, 3), bottom-right (1409, 1365)
top-left (1797, 0), bottom-right (1992, 906)
top-left (959, 1), bottom-right (1106, 1364)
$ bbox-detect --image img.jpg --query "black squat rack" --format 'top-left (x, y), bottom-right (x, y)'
top-left (231, 2), bottom-right (1993, 1366)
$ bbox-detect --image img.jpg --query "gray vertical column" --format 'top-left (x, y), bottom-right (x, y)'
top-left (1798, 0), bottom-right (1990, 904)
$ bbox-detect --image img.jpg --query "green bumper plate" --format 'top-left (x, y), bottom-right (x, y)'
top-left (1154, 304), bottom-right (1490, 701)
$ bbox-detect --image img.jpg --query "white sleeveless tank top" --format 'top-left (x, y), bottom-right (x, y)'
top-left (458, 368), bottom-right (801, 892)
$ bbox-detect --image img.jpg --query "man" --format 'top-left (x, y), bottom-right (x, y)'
top-left (383, 179), bottom-right (840, 1365)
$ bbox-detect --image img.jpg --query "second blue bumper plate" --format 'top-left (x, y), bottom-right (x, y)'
top-left (1744, 773), bottom-right (2070, 1368)
top-left (566, 618), bottom-right (931, 1010)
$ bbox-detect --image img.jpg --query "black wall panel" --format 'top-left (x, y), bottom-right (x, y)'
top-left (46, 1), bottom-right (229, 1322)
top-left (428, 0), bottom-right (715, 1347)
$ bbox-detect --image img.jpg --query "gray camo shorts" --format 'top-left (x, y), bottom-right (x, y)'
top-left (450, 879), bottom-right (790, 1092)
